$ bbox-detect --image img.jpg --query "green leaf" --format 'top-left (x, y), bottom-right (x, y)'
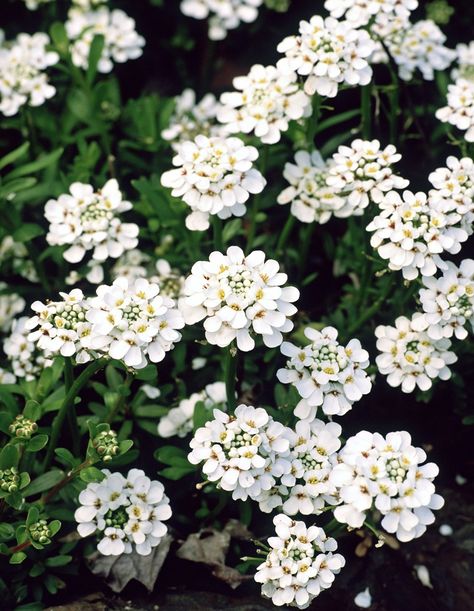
top-left (10, 551), bottom-right (27, 565)
top-left (67, 89), bottom-right (92, 122)
top-left (314, 109), bottom-right (361, 134)
top-left (0, 444), bottom-right (19, 469)
top-left (12, 223), bottom-right (44, 243)
top-left (6, 148), bottom-right (63, 179)
top-left (154, 445), bottom-right (189, 466)
top-left (26, 506), bottom-right (40, 527)
top-left (118, 439), bottom-right (133, 455)
top-left (23, 470), bottom-right (64, 497)
top-left (54, 448), bottom-right (77, 467)
top-left (0, 142), bottom-right (29, 171)
top-left (159, 466), bottom-right (195, 480)
top-left (193, 400), bottom-right (210, 431)
top-left (19, 472), bottom-right (30, 489)
top-left (48, 520), bottom-right (61, 537)
top-left (133, 405), bottom-right (168, 418)
top-left (45, 554), bottom-right (72, 568)
top-left (26, 434), bottom-right (49, 453)
top-left (0, 177), bottom-right (37, 199)
top-left (0, 523), bottom-right (14, 542)
top-left (5, 490), bottom-right (23, 509)
top-left (49, 22), bottom-right (69, 56)
top-left (87, 34), bottom-right (105, 85)
top-left (23, 400), bottom-right (41, 422)
top-left (79, 466), bottom-right (105, 483)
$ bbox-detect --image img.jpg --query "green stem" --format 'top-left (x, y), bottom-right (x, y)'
top-left (224, 345), bottom-right (238, 411)
top-left (361, 84), bottom-right (372, 139)
top-left (64, 358), bottom-right (80, 457)
top-left (44, 359), bottom-right (106, 470)
top-left (212, 215), bottom-right (224, 251)
top-left (307, 94), bottom-right (322, 147)
top-left (298, 223), bottom-right (314, 281)
top-left (347, 277), bottom-right (395, 336)
top-left (276, 215), bottom-right (296, 256)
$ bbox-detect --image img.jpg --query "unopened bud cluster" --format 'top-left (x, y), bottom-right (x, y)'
top-left (9, 415), bottom-right (38, 439)
top-left (0, 467), bottom-right (20, 492)
top-left (29, 519), bottom-right (52, 544)
top-left (93, 430), bottom-right (120, 462)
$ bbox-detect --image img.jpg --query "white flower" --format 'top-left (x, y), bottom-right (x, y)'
top-left (332, 430), bottom-right (444, 542)
top-left (354, 587), bottom-right (372, 608)
top-left (276, 15), bottom-right (375, 98)
top-left (375, 313), bottom-right (457, 393)
top-left (436, 78), bottom-right (474, 143)
top-left (160, 135), bottom-right (266, 231)
top-left (277, 326), bottom-right (371, 420)
top-left (385, 20), bottom-right (455, 82)
top-left (217, 64), bottom-right (311, 144)
top-left (0, 367), bottom-right (16, 385)
top-left (366, 190), bottom-right (468, 280)
top-left (26, 288), bottom-right (94, 363)
top-left (65, 7), bottom-right (145, 73)
top-left (428, 156), bottom-right (474, 237)
top-left (111, 249), bottom-right (150, 283)
top-left (45, 179), bottom-right (139, 265)
top-left (326, 139), bottom-right (409, 216)
top-left (277, 150), bottom-right (345, 224)
top-left (188, 404), bottom-right (292, 502)
top-left (0, 282), bottom-right (25, 332)
top-left (452, 41), bottom-right (474, 81)
top-left (158, 381), bottom-right (227, 438)
top-left (86, 277), bottom-right (184, 369)
top-left (255, 514), bottom-right (345, 609)
top-left (0, 32), bottom-right (58, 116)
top-left (150, 259), bottom-right (185, 300)
top-left (324, 0), bottom-right (417, 28)
top-left (141, 384), bottom-right (161, 399)
top-left (180, 0), bottom-right (263, 41)
top-left (162, 89), bottom-right (225, 151)
top-left (75, 469), bottom-right (171, 556)
top-left (23, 0), bottom-right (53, 10)
top-left (180, 246), bottom-right (299, 351)
top-left (419, 259), bottom-right (474, 340)
top-left (4, 316), bottom-right (53, 380)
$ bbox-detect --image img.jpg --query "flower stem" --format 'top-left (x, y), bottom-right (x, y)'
top-left (246, 145), bottom-right (269, 251)
top-left (43, 359), bottom-right (106, 470)
top-left (212, 215), bottom-right (224, 251)
top-left (64, 358), bottom-right (80, 457)
top-left (106, 371), bottom-right (134, 424)
top-left (361, 84), bottom-right (372, 139)
top-left (224, 345), bottom-right (238, 411)
top-left (276, 214), bottom-right (296, 256)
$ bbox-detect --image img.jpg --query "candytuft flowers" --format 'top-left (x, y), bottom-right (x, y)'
top-left (180, 246), bottom-right (299, 351)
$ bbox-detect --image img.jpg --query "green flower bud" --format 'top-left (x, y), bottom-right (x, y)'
top-left (9, 414), bottom-right (38, 439)
top-left (0, 467), bottom-right (20, 492)
top-left (426, 0), bottom-right (454, 25)
top-left (93, 430), bottom-right (120, 462)
top-left (29, 519), bottom-right (52, 544)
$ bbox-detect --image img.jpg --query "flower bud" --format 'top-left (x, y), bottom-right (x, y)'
top-left (93, 430), bottom-right (120, 462)
top-left (9, 414), bottom-right (38, 439)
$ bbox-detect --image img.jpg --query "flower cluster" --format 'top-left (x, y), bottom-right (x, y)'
top-left (375, 313), bottom-right (457, 392)
top-left (188, 404), bottom-right (292, 501)
top-left (331, 430), bottom-right (444, 542)
top-left (26, 289), bottom-right (93, 363)
top-left (75, 469), bottom-right (171, 556)
top-left (258, 419), bottom-right (342, 516)
top-left (418, 259), bottom-right (474, 340)
top-left (326, 139), bottom-right (409, 215)
top-left (217, 64), bottom-right (311, 144)
top-left (324, 0), bottom-right (418, 28)
top-left (366, 190), bottom-right (468, 280)
top-left (277, 326), bottom-right (371, 421)
top-left (428, 156), bottom-right (474, 236)
top-left (161, 135), bottom-right (266, 231)
top-left (44, 179), bottom-right (139, 265)
top-left (25, 278), bottom-right (184, 368)
top-left (0, 32), bottom-right (58, 117)
top-left (22, 0), bottom-right (53, 9)
top-left (436, 78), bottom-right (474, 142)
top-left (180, 246), bottom-right (299, 351)
top-left (0, 282), bottom-right (25, 332)
top-left (86, 277), bottom-right (184, 369)
top-left (277, 151), bottom-right (345, 224)
top-left (158, 381), bottom-right (227, 438)
top-left (65, 7), bottom-right (145, 73)
top-left (0, 367), bottom-right (16, 385)
top-left (452, 41), bottom-right (474, 81)
top-left (276, 15), bottom-right (375, 98)
top-left (387, 20), bottom-right (455, 82)
top-left (255, 514), bottom-right (345, 609)
top-left (3, 317), bottom-right (52, 380)
top-left (162, 89), bottom-right (224, 151)
top-left (180, 0), bottom-right (263, 41)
